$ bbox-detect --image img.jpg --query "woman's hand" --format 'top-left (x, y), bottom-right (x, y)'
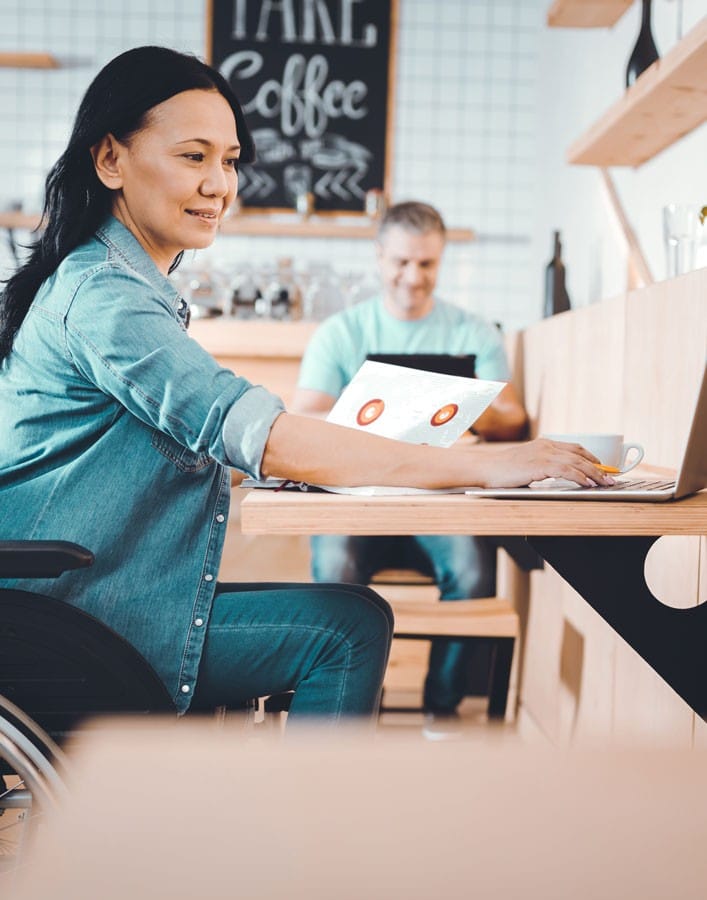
top-left (470, 438), bottom-right (614, 489)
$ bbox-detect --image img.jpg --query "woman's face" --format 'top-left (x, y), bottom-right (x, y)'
top-left (94, 88), bottom-right (240, 274)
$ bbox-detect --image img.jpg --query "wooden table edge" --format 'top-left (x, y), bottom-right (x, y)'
top-left (239, 488), bottom-right (707, 536)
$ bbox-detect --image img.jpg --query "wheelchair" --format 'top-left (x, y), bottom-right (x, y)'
top-left (0, 540), bottom-right (177, 878)
top-left (0, 540), bottom-right (293, 879)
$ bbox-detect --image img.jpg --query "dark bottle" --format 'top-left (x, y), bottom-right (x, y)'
top-left (544, 230), bottom-right (571, 318)
top-left (625, 0), bottom-right (659, 88)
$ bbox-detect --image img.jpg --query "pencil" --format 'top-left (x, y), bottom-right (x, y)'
top-left (596, 464), bottom-right (620, 474)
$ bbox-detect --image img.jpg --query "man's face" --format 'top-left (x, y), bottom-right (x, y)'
top-left (377, 225), bottom-right (445, 320)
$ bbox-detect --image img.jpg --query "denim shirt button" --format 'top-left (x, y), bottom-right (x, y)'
top-left (181, 684), bottom-right (191, 694)
top-left (216, 514), bottom-right (225, 523)
top-left (204, 573), bottom-right (214, 582)
top-left (194, 618), bottom-right (204, 627)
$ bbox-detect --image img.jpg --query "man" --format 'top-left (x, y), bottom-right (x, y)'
top-left (291, 200), bottom-right (528, 724)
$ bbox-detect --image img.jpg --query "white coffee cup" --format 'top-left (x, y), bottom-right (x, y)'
top-left (542, 433), bottom-right (645, 474)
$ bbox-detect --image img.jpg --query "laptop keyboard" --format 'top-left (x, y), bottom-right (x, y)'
top-left (546, 478), bottom-right (675, 492)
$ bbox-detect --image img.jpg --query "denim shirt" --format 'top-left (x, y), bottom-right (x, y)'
top-left (0, 216), bottom-right (284, 712)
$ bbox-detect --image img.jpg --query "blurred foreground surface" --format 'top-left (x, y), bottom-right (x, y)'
top-left (12, 716), bottom-right (707, 900)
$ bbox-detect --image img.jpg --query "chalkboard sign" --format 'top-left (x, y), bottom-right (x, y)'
top-left (206, 0), bottom-right (397, 214)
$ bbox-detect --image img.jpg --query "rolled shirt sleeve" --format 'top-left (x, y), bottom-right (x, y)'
top-left (222, 387), bottom-right (284, 478)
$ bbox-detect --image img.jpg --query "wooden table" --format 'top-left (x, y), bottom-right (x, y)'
top-left (241, 489), bottom-right (707, 718)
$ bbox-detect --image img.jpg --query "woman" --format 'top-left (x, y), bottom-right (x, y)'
top-left (0, 46), bottom-right (608, 723)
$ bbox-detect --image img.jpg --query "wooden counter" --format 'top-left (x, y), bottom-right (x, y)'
top-left (189, 318), bottom-right (317, 408)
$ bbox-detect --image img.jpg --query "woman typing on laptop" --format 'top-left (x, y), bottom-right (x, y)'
top-left (0, 47), bottom-right (612, 727)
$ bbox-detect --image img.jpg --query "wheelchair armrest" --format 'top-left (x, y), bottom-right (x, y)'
top-left (0, 541), bottom-right (94, 578)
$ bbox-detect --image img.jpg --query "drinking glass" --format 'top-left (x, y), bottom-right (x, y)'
top-left (662, 204), bottom-right (702, 278)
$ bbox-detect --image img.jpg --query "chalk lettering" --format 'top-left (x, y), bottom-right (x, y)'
top-left (230, 0), bottom-right (376, 47)
top-left (220, 48), bottom-right (263, 84)
top-left (232, 0), bottom-right (247, 38)
top-left (221, 50), bottom-right (368, 138)
top-left (301, 0), bottom-right (335, 43)
top-left (256, 0), bottom-right (297, 42)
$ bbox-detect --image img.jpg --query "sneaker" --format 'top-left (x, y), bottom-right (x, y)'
top-left (421, 710), bottom-right (464, 742)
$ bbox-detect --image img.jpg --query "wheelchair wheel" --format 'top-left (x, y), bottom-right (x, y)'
top-left (0, 695), bottom-right (69, 883)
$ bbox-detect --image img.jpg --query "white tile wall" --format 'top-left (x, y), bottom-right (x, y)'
top-left (0, 0), bottom-right (543, 331)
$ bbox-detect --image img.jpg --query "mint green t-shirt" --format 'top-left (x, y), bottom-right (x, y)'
top-left (297, 296), bottom-right (511, 398)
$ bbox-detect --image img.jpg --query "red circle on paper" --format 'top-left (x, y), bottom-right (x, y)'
top-left (356, 398), bottom-right (385, 426)
top-left (430, 403), bottom-right (458, 427)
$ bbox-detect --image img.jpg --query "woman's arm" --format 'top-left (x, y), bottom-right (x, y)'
top-left (260, 413), bottom-right (611, 490)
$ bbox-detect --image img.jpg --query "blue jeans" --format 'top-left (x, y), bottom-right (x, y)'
top-left (310, 535), bottom-right (497, 713)
top-left (191, 582), bottom-right (393, 723)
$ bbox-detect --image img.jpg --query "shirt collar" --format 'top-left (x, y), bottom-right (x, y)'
top-left (95, 215), bottom-right (183, 311)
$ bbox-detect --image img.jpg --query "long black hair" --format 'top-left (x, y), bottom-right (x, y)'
top-left (0, 45), bottom-right (254, 362)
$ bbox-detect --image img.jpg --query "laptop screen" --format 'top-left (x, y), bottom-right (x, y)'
top-left (366, 353), bottom-right (476, 379)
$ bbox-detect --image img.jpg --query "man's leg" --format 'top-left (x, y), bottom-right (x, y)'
top-left (412, 535), bottom-right (497, 715)
top-left (191, 581), bottom-right (393, 722)
top-left (310, 535), bottom-right (403, 584)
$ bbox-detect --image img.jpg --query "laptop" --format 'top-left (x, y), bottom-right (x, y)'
top-left (465, 363), bottom-right (707, 502)
top-left (366, 353), bottom-right (476, 379)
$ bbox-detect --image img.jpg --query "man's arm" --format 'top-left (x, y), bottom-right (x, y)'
top-left (471, 383), bottom-right (528, 441)
top-left (290, 387), bottom-right (336, 418)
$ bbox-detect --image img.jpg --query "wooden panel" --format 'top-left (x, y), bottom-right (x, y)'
top-left (519, 296), bottom-right (625, 435)
top-left (621, 268), bottom-right (707, 468)
top-left (518, 311), bottom-right (575, 435)
top-left (522, 569), bottom-right (616, 747)
top-left (556, 583), bottom-right (617, 743)
top-left (558, 295), bottom-right (626, 432)
top-left (547, 0), bottom-right (634, 28)
top-left (612, 639), bottom-right (694, 746)
top-left (567, 17), bottom-right (707, 167)
top-left (496, 549), bottom-right (531, 694)
top-left (518, 568), bottom-right (565, 743)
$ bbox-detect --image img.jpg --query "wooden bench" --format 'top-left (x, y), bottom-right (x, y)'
top-left (370, 570), bottom-right (520, 720)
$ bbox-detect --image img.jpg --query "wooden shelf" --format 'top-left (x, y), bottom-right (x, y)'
top-left (547, 0), bottom-right (634, 28)
top-left (0, 211), bottom-right (475, 243)
top-left (220, 215), bottom-right (474, 241)
top-left (567, 16), bottom-right (707, 167)
top-left (220, 216), bottom-right (380, 239)
top-left (0, 52), bottom-right (60, 69)
top-left (0, 212), bottom-right (42, 230)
